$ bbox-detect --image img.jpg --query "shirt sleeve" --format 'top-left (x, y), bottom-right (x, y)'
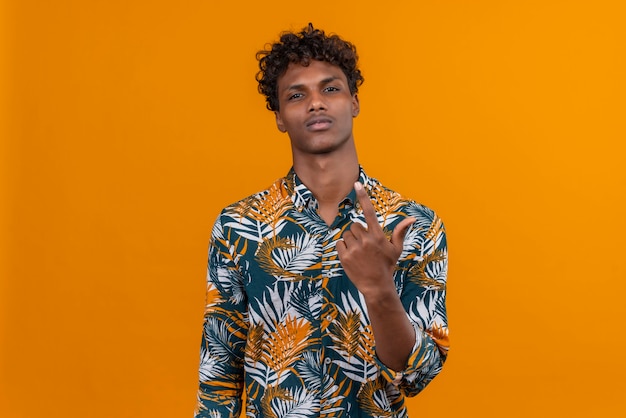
top-left (195, 214), bottom-right (248, 418)
top-left (376, 211), bottom-right (449, 397)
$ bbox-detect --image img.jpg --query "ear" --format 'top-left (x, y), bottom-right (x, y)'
top-left (275, 111), bottom-right (287, 133)
top-left (352, 94), bottom-right (360, 117)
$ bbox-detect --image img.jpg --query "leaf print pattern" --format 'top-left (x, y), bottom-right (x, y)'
top-left (330, 292), bottom-right (378, 383)
top-left (367, 182), bottom-right (406, 228)
top-left (264, 315), bottom-right (316, 380)
top-left (357, 379), bottom-right (394, 417)
top-left (195, 167), bottom-right (448, 417)
top-left (256, 234), bottom-right (322, 281)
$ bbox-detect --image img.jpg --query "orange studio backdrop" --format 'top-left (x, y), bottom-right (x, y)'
top-left (2, 1), bottom-right (625, 417)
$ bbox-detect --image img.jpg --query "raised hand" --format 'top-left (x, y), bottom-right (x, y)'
top-left (336, 182), bottom-right (415, 296)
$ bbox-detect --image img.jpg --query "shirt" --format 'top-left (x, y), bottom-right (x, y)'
top-left (195, 167), bottom-right (449, 418)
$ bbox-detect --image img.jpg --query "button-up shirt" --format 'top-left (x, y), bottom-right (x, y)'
top-left (195, 167), bottom-right (449, 417)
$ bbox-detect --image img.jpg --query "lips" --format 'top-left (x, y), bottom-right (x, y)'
top-left (305, 117), bottom-right (333, 131)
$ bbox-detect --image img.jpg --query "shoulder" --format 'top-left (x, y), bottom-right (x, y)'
top-left (369, 178), bottom-right (448, 257)
top-left (368, 175), bottom-right (439, 223)
top-left (213, 176), bottom-right (293, 226)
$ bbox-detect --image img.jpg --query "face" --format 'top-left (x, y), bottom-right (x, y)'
top-left (274, 60), bottom-right (360, 158)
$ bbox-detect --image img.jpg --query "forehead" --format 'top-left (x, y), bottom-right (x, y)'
top-left (277, 60), bottom-right (348, 91)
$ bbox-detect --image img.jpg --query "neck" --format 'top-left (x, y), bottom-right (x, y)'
top-left (292, 148), bottom-right (360, 206)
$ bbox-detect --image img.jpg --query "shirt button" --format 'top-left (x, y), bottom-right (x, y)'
top-left (324, 358), bottom-right (332, 365)
top-left (325, 315), bottom-right (333, 322)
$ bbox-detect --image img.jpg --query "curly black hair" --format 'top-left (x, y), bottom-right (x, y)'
top-left (256, 23), bottom-right (364, 112)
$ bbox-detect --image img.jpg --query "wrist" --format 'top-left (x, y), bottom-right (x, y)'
top-left (360, 280), bottom-right (399, 305)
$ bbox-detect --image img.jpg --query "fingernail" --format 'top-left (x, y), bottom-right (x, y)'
top-left (354, 182), bottom-right (362, 191)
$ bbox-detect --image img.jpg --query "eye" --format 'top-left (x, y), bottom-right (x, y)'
top-left (288, 92), bottom-right (303, 101)
top-left (324, 86), bottom-right (340, 93)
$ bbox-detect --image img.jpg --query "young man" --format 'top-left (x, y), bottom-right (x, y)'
top-left (195, 24), bottom-right (448, 418)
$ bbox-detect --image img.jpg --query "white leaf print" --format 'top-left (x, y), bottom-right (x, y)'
top-left (271, 233), bottom-right (321, 275)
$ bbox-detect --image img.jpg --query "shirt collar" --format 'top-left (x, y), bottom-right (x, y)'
top-left (286, 166), bottom-right (373, 212)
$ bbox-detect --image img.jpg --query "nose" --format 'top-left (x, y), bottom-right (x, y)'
top-left (308, 91), bottom-right (327, 112)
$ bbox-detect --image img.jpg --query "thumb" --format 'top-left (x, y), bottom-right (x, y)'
top-left (390, 217), bottom-right (415, 250)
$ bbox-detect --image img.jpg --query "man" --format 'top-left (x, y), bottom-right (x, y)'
top-left (195, 24), bottom-right (448, 417)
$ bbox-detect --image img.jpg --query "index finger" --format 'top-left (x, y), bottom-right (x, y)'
top-left (354, 182), bottom-right (381, 231)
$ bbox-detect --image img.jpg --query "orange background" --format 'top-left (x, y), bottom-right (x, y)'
top-left (2, 1), bottom-right (625, 417)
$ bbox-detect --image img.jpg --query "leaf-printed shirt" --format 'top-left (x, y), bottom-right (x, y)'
top-left (195, 167), bottom-right (449, 418)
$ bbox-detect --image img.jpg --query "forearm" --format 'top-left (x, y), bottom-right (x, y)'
top-left (363, 283), bottom-right (415, 372)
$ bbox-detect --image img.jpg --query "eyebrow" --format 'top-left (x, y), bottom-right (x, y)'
top-left (284, 76), bottom-right (342, 92)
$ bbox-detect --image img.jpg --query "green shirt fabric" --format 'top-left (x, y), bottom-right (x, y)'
top-left (195, 167), bottom-right (449, 417)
